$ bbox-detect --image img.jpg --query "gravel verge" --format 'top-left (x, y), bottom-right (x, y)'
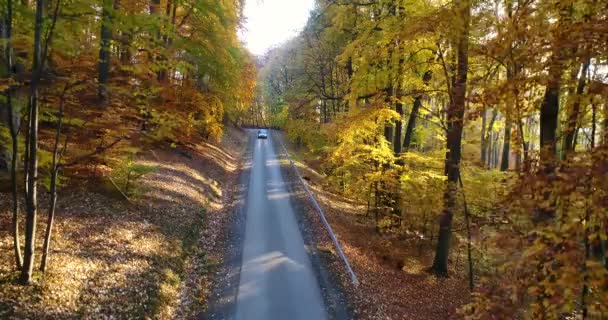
top-left (202, 133), bottom-right (253, 320)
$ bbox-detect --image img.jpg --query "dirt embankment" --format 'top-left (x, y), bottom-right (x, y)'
top-left (0, 127), bottom-right (248, 319)
top-left (273, 131), bottom-right (469, 320)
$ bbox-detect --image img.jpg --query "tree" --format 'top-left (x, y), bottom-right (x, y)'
top-left (21, 0), bottom-right (45, 285)
top-left (403, 71), bottom-right (433, 151)
top-left (431, 0), bottom-right (471, 276)
top-left (2, 0), bottom-right (24, 269)
top-left (98, 0), bottom-right (113, 105)
top-left (539, 2), bottom-right (572, 162)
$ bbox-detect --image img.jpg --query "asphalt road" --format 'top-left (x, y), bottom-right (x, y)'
top-left (234, 132), bottom-right (328, 320)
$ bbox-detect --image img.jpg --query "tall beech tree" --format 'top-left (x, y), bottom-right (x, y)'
top-left (98, 0), bottom-right (113, 104)
top-left (431, 0), bottom-right (471, 276)
top-left (2, 0), bottom-right (23, 269)
top-left (21, 0), bottom-right (45, 285)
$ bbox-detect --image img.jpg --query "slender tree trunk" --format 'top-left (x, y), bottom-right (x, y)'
top-left (500, 120), bottom-right (511, 171)
top-left (458, 173), bottom-right (474, 290)
top-left (40, 167), bottom-right (58, 271)
top-left (489, 133), bottom-right (494, 169)
top-left (403, 71), bottom-right (432, 151)
top-left (394, 100), bottom-right (403, 154)
top-left (519, 117), bottom-right (530, 171)
top-left (539, 4), bottom-right (570, 163)
top-left (489, 132), bottom-right (494, 168)
top-left (482, 109), bottom-right (497, 167)
top-left (23, 95), bottom-right (30, 197)
top-left (21, 0), bottom-right (44, 285)
top-left (383, 87), bottom-right (394, 145)
top-left (494, 135), bottom-right (500, 169)
top-left (572, 126), bottom-right (579, 151)
top-left (98, 0), bottom-right (113, 105)
top-left (563, 59), bottom-right (590, 156)
top-left (157, 0), bottom-right (172, 82)
top-left (539, 74), bottom-right (561, 161)
top-left (590, 102), bottom-right (596, 149)
top-left (374, 181), bottom-right (379, 234)
top-left (404, 97), bottom-right (421, 152)
top-left (480, 108), bottom-right (487, 164)
top-left (40, 93), bottom-right (66, 272)
top-left (384, 125), bottom-right (394, 146)
top-left (432, 0), bottom-right (471, 277)
top-left (4, 0), bottom-right (23, 269)
top-left (603, 101), bottom-right (608, 145)
top-left (9, 103), bottom-right (23, 269)
top-left (22, 94), bottom-right (39, 284)
top-left (536, 4), bottom-right (571, 222)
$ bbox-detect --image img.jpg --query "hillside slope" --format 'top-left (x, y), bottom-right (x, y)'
top-left (0, 127), bottom-right (248, 319)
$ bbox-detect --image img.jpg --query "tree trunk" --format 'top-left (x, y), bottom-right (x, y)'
top-left (482, 109), bottom-right (497, 167)
top-left (604, 100), bottom-right (608, 146)
top-left (157, 0), bottom-right (172, 82)
top-left (40, 94), bottom-right (66, 272)
top-left (3, 0), bottom-right (23, 269)
top-left (563, 59), bottom-right (590, 156)
top-left (40, 167), bottom-right (58, 271)
top-left (519, 117), bottom-right (530, 172)
top-left (572, 126), bottom-right (579, 151)
top-left (431, 0), bottom-right (470, 277)
top-left (394, 100), bottom-right (403, 154)
top-left (384, 125), bottom-right (394, 146)
top-left (98, 0), bottom-right (113, 105)
top-left (403, 71), bottom-right (432, 151)
top-left (22, 93), bottom-right (39, 285)
top-left (539, 4), bottom-right (570, 163)
top-left (21, 0), bottom-right (44, 285)
top-left (480, 108), bottom-right (487, 165)
top-left (539, 70), bottom-right (561, 161)
top-left (9, 102), bottom-right (23, 269)
top-left (536, 4), bottom-right (571, 222)
top-left (500, 120), bottom-right (511, 171)
top-left (515, 147), bottom-right (521, 171)
top-left (383, 88), bottom-right (394, 145)
top-left (403, 97), bottom-right (420, 151)
top-left (494, 134), bottom-right (500, 169)
top-left (590, 102), bottom-right (596, 149)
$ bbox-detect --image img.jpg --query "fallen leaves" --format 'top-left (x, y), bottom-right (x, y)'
top-left (275, 133), bottom-right (470, 320)
top-left (0, 127), bottom-right (248, 319)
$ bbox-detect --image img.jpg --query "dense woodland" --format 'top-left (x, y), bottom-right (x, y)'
top-left (0, 0), bottom-right (607, 318)
top-left (256, 0), bottom-right (608, 318)
top-left (0, 0), bottom-right (254, 286)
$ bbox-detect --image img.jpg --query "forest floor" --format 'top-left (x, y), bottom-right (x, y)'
top-left (0, 127), bottom-right (248, 319)
top-left (275, 132), bottom-right (470, 320)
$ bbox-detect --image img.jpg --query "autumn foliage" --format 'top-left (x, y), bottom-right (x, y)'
top-left (258, 0), bottom-right (608, 318)
top-left (0, 0), bottom-right (255, 286)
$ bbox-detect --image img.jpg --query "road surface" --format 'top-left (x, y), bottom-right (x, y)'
top-left (234, 132), bottom-right (328, 320)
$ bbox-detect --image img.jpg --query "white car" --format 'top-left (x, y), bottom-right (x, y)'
top-left (257, 129), bottom-right (268, 139)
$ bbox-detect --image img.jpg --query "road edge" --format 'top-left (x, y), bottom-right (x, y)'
top-left (202, 132), bottom-right (253, 320)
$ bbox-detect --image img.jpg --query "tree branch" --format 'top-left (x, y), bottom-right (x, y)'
top-left (61, 137), bottom-right (123, 168)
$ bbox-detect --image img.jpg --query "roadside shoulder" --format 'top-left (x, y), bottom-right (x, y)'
top-left (203, 132), bottom-right (253, 320)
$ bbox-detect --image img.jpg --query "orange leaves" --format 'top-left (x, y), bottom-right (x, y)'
top-left (463, 146), bottom-right (608, 319)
